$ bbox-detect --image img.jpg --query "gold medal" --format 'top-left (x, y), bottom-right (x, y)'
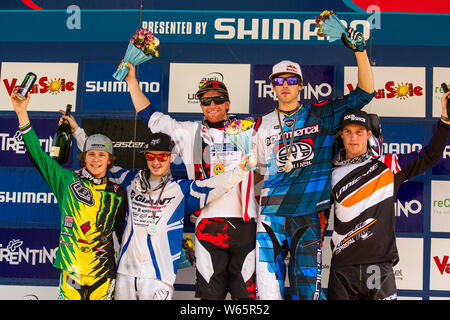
top-left (213, 163), bottom-right (225, 175)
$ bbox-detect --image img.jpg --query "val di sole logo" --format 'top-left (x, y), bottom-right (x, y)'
top-left (69, 181), bottom-right (94, 206)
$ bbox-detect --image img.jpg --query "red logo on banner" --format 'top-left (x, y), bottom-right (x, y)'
top-left (347, 81), bottom-right (423, 100)
top-left (434, 256), bottom-right (450, 275)
top-left (3, 76), bottom-right (75, 96)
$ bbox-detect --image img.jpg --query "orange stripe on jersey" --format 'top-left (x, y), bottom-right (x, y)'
top-left (341, 170), bottom-right (393, 207)
top-left (341, 219), bottom-right (377, 245)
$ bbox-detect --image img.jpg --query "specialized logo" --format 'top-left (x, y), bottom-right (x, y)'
top-left (333, 218), bottom-right (377, 256)
top-left (69, 181), bottom-right (94, 207)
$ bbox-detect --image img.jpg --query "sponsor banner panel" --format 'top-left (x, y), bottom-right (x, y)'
top-left (81, 118), bottom-right (151, 170)
top-left (168, 63), bottom-right (251, 114)
top-left (0, 62), bottom-right (78, 112)
top-left (431, 122), bottom-right (450, 175)
top-left (251, 64), bottom-right (334, 115)
top-left (80, 118), bottom-right (187, 175)
top-left (1, 10), bottom-right (450, 47)
top-left (344, 66), bottom-right (426, 117)
top-left (432, 67), bottom-right (450, 118)
top-left (395, 181), bottom-right (423, 233)
top-left (0, 171), bottom-right (60, 227)
top-left (381, 122), bottom-right (424, 156)
top-left (430, 181), bottom-right (450, 233)
top-left (0, 228), bottom-right (59, 280)
top-left (83, 62), bottom-right (162, 112)
top-left (429, 238), bottom-right (450, 291)
top-left (394, 237), bottom-right (423, 290)
top-left (0, 118), bottom-right (74, 168)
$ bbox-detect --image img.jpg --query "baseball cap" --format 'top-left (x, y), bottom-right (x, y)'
top-left (195, 80), bottom-right (229, 99)
top-left (269, 60), bottom-right (303, 81)
top-left (339, 109), bottom-right (371, 130)
top-left (83, 134), bottom-right (114, 155)
top-left (141, 132), bottom-right (175, 153)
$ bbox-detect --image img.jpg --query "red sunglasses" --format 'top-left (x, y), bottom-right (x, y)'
top-left (144, 152), bottom-right (171, 162)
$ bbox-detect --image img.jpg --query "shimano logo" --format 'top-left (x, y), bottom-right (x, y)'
top-left (0, 191), bottom-right (57, 204)
top-left (85, 81), bottom-right (160, 93)
top-left (395, 199), bottom-right (422, 218)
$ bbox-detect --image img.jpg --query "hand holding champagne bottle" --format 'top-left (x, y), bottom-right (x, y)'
top-left (50, 104), bottom-right (73, 165)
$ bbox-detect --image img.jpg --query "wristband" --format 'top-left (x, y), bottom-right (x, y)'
top-left (441, 115), bottom-right (450, 122)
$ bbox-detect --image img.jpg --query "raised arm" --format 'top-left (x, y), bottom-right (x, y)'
top-left (355, 50), bottom-right (374, 94)
top-left (341, 27), bottom-right (374, 94)
top-left (394, 91), bottom-right (450, 184)
top-left (124, 61), bottom-right (151, 112)
top-left (11, 90), bottom-right (66, 195)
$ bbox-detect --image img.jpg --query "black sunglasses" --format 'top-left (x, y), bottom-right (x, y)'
top-left (199, 95), bottom-right (228, 106)
top-left (272, 76), bottom-right (301, 86)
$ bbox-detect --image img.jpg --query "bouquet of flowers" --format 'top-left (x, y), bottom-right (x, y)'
top-left (179, 234), bottom-right (195, 269)
top-left (224, 117), bottom-right (256, 171)
top-left (315, 10), bottom-right (346, 42)
top-left (112, 28), bottom-right (160, 81)
top-left (315, 10), bottom-right (366, 52)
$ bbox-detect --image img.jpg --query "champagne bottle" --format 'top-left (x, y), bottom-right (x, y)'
top-left (50, 104), bottom-right (72, 165)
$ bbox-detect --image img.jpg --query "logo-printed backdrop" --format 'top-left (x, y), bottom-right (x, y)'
top-left (0, 118), bottom-right (74, 168)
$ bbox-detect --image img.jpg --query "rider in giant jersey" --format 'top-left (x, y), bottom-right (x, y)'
top-left (71, 129), bottom-right (256, 299)
top-left (253, 27), bottom-right (375, 300)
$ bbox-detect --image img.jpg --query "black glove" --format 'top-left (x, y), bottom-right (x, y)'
top-left (341, 27), bottom-right (366, 52)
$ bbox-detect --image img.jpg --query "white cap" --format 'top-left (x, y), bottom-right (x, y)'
top-left (269, 60), bottom-right (303, 81)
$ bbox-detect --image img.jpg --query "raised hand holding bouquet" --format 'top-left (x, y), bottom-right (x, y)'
top-left (113, 28), bottom-right (160, 81)
top-left (315, 10), bottom-right (366, 52)
top-left (224, 118), bottom-right (256, 171)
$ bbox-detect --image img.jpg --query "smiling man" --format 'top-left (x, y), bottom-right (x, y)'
top-left (123, 62), bottom-right (258, 300)
top-left (328, 96), bottom-right (450, 300)
top-left (253, 27), bottom-right (375, 300)
top-left (11, 90), bottom-right (127, 300)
